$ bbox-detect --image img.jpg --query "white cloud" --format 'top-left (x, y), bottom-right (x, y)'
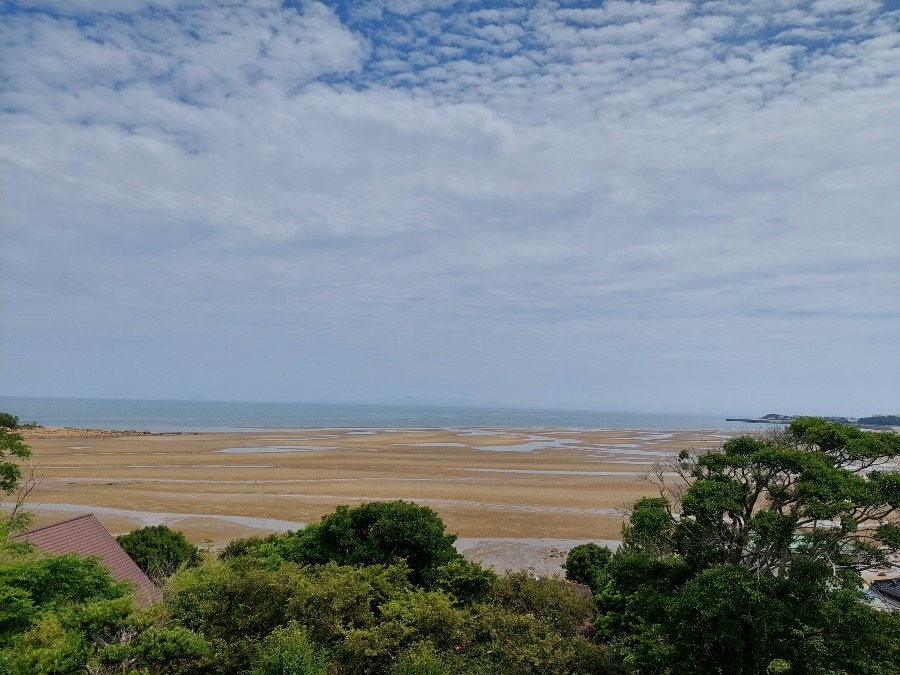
top-left (1, 0), bottom-right (899, 413)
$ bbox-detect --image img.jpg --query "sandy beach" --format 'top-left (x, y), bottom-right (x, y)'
top-left (14, 426), bottom-right (734, 574)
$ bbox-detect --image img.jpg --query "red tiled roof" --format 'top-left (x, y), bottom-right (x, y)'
top-left (12, 514), bottom-right (160, 604)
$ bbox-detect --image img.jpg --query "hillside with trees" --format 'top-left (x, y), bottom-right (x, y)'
top-left (860, 414), bottom-right (900, 427)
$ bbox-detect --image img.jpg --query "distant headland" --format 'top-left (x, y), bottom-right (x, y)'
top-left (726, 413), bottom-right (900, 430)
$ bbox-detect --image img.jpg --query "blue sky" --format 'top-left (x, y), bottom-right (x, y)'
top-left (1, 0), bottom-right (899, 416)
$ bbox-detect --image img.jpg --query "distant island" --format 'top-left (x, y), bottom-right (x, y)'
top-left (726, 413), bottom-right (900, 429)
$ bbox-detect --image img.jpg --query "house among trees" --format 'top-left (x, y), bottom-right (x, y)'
top-left (12, 513), bottom-right (160, 604)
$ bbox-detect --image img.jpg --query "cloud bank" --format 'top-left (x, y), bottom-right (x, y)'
top-left (2, 0), bottom-right (899, 414)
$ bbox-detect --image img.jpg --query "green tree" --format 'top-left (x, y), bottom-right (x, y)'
top-left (0, 428), bottom-right (34, 537)
top-left (219, 532), bottom-right (279, 560)
top-left (489, 571), bottom-right (597, 637)
top-left (164, 557), bottom-right (412, 672)
top-left (278, 500), bottom-right (464, 587)
top-left (340, 588), bottom-right (467, 673)
top-left (593, 418), bottom-right (900, 673)
top-left (0, 552), bottom-right (130, 645)
top-left (0, 539), bottom-right (209, 673)
top-left (166, 537), bottom-right (619, 675)
top-left (117, 524), bottom-right (201, 582)
top-left (640, 418), bottom-right (900, 580)
top-left (0, 428), bottom-right (31, 498)
top-left (390, 642), bottom-right (458, 675)
top-left (2, 595), bottom-right (208, 674)
top-left (251, 621), bottom-right (328, 675)
top-left (563, 542), bottom-right (612, 587)
top-left (435, 557), bottom-right (496, 603)
top-left (0, 413), bottom-right (19, 430)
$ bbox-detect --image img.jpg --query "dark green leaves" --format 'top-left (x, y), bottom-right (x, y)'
top-left (0, 429), bottom-right (31, 497)
top-left (116, 525), bottom-right (201, 583)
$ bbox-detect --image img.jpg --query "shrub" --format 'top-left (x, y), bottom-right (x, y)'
top-left (278, 500), bottom-right (463, 587)
top-left (489, 571), bottom-right (597, 637)
top-left (251, 621), bottom-right (328, 675)
top-left (563, 542), bottom-right (612, 588)
top-left (436, 557), bottom-right (497, 603)
top-left (116, 525), bottom-right (200, 582)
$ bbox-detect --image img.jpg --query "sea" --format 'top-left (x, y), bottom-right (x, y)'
top-left (0, 396), bottom-right (757, 433)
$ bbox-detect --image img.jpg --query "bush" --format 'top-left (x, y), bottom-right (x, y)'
top-left (489, 571), bottom-right (596, 637)
top-left (164, 553), bottom-right (618, 675)
top-left (0, 413), bottom-right (18, 430)
top-left (116, 525), bottom-right (200, 582)
top-left (1, 428), bottom-right (31, 498)
top-left (0, 553), bottom-right (130, 644)
top-left (275, 500), bottom-right (463, 587)
top-left (219, 533), bottom-right (279, 560)
top-left (251, 621), bottom-right (328, 675)
top-left (564, 542), bottom-right (612, 588)
top-left (436, 558), bottom-right (496, 603)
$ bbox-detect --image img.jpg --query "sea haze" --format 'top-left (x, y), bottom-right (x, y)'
top-left (0, 396), bottom-right (756, 433)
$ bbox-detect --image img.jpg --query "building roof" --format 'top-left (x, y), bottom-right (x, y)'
top-left (12, 514), bottom-right (160, 604)
top-left (872, 577), bottom-right (900, 606)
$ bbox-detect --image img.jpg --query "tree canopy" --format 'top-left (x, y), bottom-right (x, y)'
top-left (0, 412), bottom-right (20, 430)
top-left (231, 500), bottom-right (464, 587)
top-left (116, 525), bottom-right (201, 583)
top-left (0, 428), bottom-right (31, 498)
top-left (569, 418), bottom-right (900, 674)
top-left (1, 428), bottom-right (34, 537)
top-left (635, 416), bottom-right (900, 581)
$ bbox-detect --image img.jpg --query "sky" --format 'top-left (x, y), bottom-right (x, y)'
top-left (1, 0), bottom-right (899, 416)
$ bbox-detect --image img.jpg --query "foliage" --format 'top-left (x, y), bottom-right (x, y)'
top-left (0, 544), bottom-right (207, 673)
top-left (163, 558), bottom-right (298, 670)
top-left (489, 570), bottom-right (596, 637)
top-left (639, 418), bottom-right (900, 580)
top-left (2, 596), bottom-right (209, 674)
top-left (163, 557), bottom-right (414, 672)
top-left (0, 428), bottom-right (35, 537)
top-left (0, 413), bottom-right (40, 430)
top-left (160, 549), bottom-right (617, 675)
top-left (435, 557), bottom-right (496, 603)
top-left (0, 551), bottom-right (131, 644)
top-left (861, 414), bottom-right (900, 426)
top-left (116, 524), bottom-right (201, 582)
top-left (564, 542), bottom-right (613, 587)
top-left (219, 532), bottom-right (279, 560)
top-left (294, 500), bottom-right (463, 586)
top-left (250, 621), bottom-right (328, 675)
top-left (0, 428), bottom-right (31, 497)
top-left (234, 500), bottom-right (464, 588)
top-left (592, 418), bottom-right (900, 673)
top-left (389, 642), bottom-right (458, 675)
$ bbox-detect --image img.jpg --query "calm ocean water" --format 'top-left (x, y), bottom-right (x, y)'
top-left (0, 396), bottom-right (756, 433)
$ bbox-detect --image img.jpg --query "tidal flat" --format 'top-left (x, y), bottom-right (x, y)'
top-left (18, 427), bottom-right (734, 573)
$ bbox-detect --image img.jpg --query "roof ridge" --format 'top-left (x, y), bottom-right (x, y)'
top-left (12, 512), bottom-right (96, 539)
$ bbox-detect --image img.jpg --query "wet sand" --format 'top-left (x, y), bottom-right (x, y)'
top-left (15, 427), bottom-right (733, 574)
